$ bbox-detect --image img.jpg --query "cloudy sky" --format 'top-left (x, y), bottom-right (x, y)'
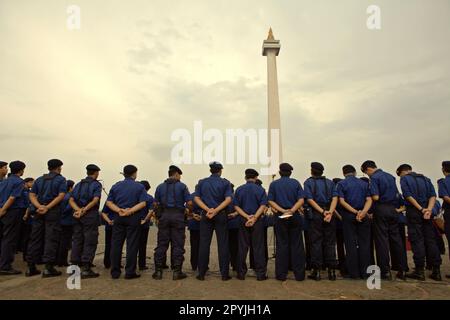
top-left (1, 0), bottom-right (449, 195)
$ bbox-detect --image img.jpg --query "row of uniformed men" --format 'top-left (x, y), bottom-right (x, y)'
top-left (0, 159), bottom-right (449, 281)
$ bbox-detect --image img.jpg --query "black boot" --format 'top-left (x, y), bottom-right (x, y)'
top-left (152, 265), bottom-right (163, 280)
top-left (430, 266), bottom-right (442, 281)
top-left (81, 263), bottom-right (100, 279)
top-left (406, 268), bottom-right (425, 281)
top-left (396, 271), bottom-right (406, 281)
top-left (381, 272), bottom-right (392, 280)
top-left (42, 264), bottom-right (62, 278)
top-left (307, 268), bottom-right (321, 281)
top-left (25, 263), bottom-right (41, 277)
top-left (172, 266), bottom-right (187, 280)
top-left (328, 268), bottom-right (336, 281)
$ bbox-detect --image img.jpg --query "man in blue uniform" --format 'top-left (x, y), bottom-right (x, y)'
top-left (26, 159), bottom-right (67, 277)
top-left (268, 163), bottom-right (305, 281)
top-left (0, 161), bottom-right (8, 257)
top-left (195, 161), bottom-right (233, 281)
top-left (57, 180), bottom-right (75, 267)
top-left (438, 161), bottom-right (450, 279)
top-left (361, 160), bottom-right (406, 280)
top-left (153, 165), bottom-right (190, 280)
top-left (396, 164), bottom-right (441, 281)
top-left (106, 165), bottom-right (147, 279)
top-left (69, 164), bottom-right (102, 278)
top-left (304, 162), bottom-right (338, 281)
top-left (336, 165), bottom-right (372, 279)
top-left (0, 161), bottom-right (27, 275)
top-left (138, 180), bottom-right (154, 271)
top-left (100, 203), bottom-right (115, 269)
top-left (227, 183), bottom-right (239, 272)
top-left (20, 177), bottom-right (35, 261)
top-left (234, 169), bottom-right (268, 281)
top-left (187, 192), bottom-right (201, 271)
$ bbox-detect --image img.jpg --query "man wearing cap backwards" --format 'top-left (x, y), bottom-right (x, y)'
top-left (438, 161), bottom-right (450, 279)
top-left (106, 165), bottom-right (148, 279)
top-left (0, 161), bottom-right (27, 275)
top-left (396, 164), bottom-right (442, 281)
top-left (336, 165), bottom-right (372, 280)
top-left (268, 163), bottom-right (305, 281)
top-left (152, 165), bottom-right (190, 280)
top-left (26, 159), bottom-right (67, 277)
top-left (304, 162), bottom-right (339, 281)
top-left (361, 160), bottom-right (407, 281)
top-left (194, 161), bottom-right (233, 281)
top-left (69, 164), bottom-right (102, 279)
top-left (233, 168), bottom-right (268, 280)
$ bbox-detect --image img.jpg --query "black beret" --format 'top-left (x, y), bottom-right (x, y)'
top-left (396, 164), bottom-right (412, 176)
top-left (279, 162), bottom-right (293, 172)
top-left (140, 180), bottom-right (151, 191)
top-left (311, 162), bottom-right (324, 172)
top-left (48, 159), bottom-right (63, 169)
top-left (0, 161), bottom-right (7, 168)
top-left (86, 164), bottom-right (101, 172)
top-left (245, 168), bottom-right (259, 177)
top-left (209, 161), bottom-right (223, 170)
top-left (169, 165), bottom-right (183, 175)
top-left (361, 160), bottom-right (377, 172)
top-left (67, 180), bottom-right (75, 189)
top-left (9, 161), bottom-right (26, 173)
top-left (342, 165), bottom-right (356, 175)
top-left (255, 179), bottom-right (263, 186)
top-left (442, 161), bottom-right (450, 172)
top-left (23, 177), bottom-right (34, 183)
top-left (123, 164), bottom-right (138, 176)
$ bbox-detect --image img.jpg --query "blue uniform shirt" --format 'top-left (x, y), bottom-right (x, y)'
top-left (140, 193), bottom-right (154, 227)
top-left (107, 177), bottom-right (148, 209)
top-left (187, 193), bottom-right (200, 231)
top-left (101, 203), bottom-right (115, 228)
top-left (194, 174), bottom-right (233, 209)
top-left (304, 176), bottom-right (337, 205)
top-left (438, 176), bottom-right (450, 209)
top-left (233, 181), bottom-right (268, 214)
top-left (369, 169), bottom-right (400, 205)
top-left (155, 179), bottom-right (190, 209)
top-left (31, 173), bottom-right (67, 205)
top-left (71, 177), bottom-right (102, 208)
top-left (0, 174), bottom-right (27, 209)
top-left (336, 175), bottom-right (370, 210)
top-left (60, 192), bottom-right (75, 226)
top-left (400, 173), bottom-right (436, 208)
top-left (268, 176), bottom-right (304, 209)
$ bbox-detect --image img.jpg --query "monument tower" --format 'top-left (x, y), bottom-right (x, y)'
top-left (262, 28), bottom-right (282, 179)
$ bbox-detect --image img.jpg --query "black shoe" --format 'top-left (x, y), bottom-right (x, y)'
top-left (221, 275), bottom-right (232, 281)
top-left (445, 274), bottom-right (450, 279)
top-left (276, 277), bottom-right (287, 281)
top-left (396, 271), bottom-right (407, 281)
top-left (42, 265), bottom-right (62, 278)
top-left (381, 272), bottom-right (392, 281)
top-left (173, 266), bottom-right (187, 280)
top-left (81, 266), bottom-right (100, 279)
top-left (430, 267), bottom-right (442, 281)
top-left (139, 266), bottom-right (149, 271)
top-left (25, 265), bottom-right (41, 277)
top-left (196, 274), bottom-right (205, 281)
top-left (257, 275), bottom-right (268, 281)
top-left (125, 273), bottom-right (141, 280)
top-left (328, 268), bottom-right (336, 281)
top-left (406, 269), bottom-right (424, 281)
top-left (152, 268), bottom-right (163, 280)
top-left (111, 273), bottom-right (120, 279)
top-left (0, 268), bottom-right (22, 275)
top-left (236, 274), bottom-right (245, 280)
top-left (308, 269), bottom-right (321, 281)
top-left (163, 264), bottom-right (169, 269)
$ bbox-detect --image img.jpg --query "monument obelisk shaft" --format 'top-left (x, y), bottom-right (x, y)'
top-left (262, 28), bottom-right (282, 179)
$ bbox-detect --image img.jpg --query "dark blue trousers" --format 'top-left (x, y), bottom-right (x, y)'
top-left (198, 211), bottom-right (229, 277)
top-left (341, 210), bottom-right (371, 278)
top-left (274, 214), bottom-right (305, 280)
top-left (110, 213), bottom-right (141, 277)
top-left (237, 217), bottom-right (266, 277)
top-left (0, 208), bottom-right (24, 270)
top-left (154, 208), bottom-right (185, 268)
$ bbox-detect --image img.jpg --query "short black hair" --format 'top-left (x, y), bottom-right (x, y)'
top-left (24, 177), bottom-right (34, 183)
top-left (210, 167), bottom-right (221, 174)
top-left (67, 180), bottom-right (75, 191)
top-left (396, 164), bottom-right (412, 176)
top-left (361, 160), bottom-right (377, 172)
top-left (342, 165), bottom-right (356, 175)
top-left (311, 168), bottom-right (323, 177)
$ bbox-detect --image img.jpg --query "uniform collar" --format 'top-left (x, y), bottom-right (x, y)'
top-left (210, 173), bottom-right (221, 178)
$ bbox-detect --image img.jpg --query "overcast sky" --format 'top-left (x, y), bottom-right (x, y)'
top-left (1, 0), bottom-right (449, 195)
